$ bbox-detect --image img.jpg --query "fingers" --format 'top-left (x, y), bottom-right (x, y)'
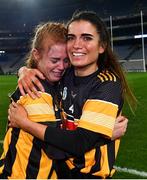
top-left (8, 109), bottom-right (11, 121)
top-left (8, 103), bottom-right (15, 123)
top-left (12, 101), bottom-right (18, 107)
top-left (8, 102), bottom-right (17, 116)
top-left (8, 122), bottom-right (12, 128)
top-left (34, 69), bottom-right (45, 80)
top-left (18, 68), bottom-right (44, 98)
top-left (18, 82), bottom-right (26, 97)
top-left (120, 117), bottom-right (128, 129)
top-left (29, 69), bottom-right (45, 92)
top-left (31, 76), bottom-right (44, 94)
top-left (112, 115), bottom-right (128, 140)
top-left (118, 118), bottom-right (128, 136)
top-left (26, 79), bottom-right (41, 99)
top-left (8, 102), bottom-right (24, 128)
top-left (18, 75), bottom-right (33, 98)
top-left (18, 76), bottom-right (37, 99)
top-left (116, 117), bottom-right (128, 130)
top-left (9, 101), bottom-right (16, 110)
top-left (123, 118), bottom-right (128, 132)
top-left (116, 115), bottom-right (125, 123)
top-left (124, 117), bottom-right (128, 124)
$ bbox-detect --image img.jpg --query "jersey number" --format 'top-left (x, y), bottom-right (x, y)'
top-left (69, 105), bottom-right (74, 113)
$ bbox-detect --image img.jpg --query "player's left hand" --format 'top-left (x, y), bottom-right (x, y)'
top-left (112, 115), bottom-right (128, 140)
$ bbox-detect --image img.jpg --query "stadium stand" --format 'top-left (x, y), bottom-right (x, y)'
top-left (0, 0), bottom-right (146, 73)
top-left (0, 53), bottom-right (26, 74)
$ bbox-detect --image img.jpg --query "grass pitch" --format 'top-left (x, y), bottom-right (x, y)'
top-left (0, 75), bottom-right (17, 141)
top-left (0, 73), bottom-right (147, 178)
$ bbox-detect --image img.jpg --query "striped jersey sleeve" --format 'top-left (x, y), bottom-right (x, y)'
top-left (0, 82), bottom-right (60, 179)
top-left (78, 71), bottom-right (123, 138)
top-left (17, 92), bottom-right (56, 123)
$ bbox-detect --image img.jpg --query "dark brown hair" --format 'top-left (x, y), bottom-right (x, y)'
top-left (67, 11), bottom-right (137, 111)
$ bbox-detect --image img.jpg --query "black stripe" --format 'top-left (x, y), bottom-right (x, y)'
top-left (90, 146), bottom-right (101, 173)
top-left (0, 172), bottom-right (8, 179)
top-left (50, 160), bottom-right (71, 179)
top-left (3, 128), bottom-right (20, 177)
top-left (47, 161), bottom-right (54, 179)
top-left (73, 155), bottom-right (85, 169)
top-left (26, 138), bottom-right (42, 179)
top-left (71, 168), bottom-right (103, 179)
top-left (0, 159), bottom-right (4, 167)
top-left (107, 141), bottom-right (115, 171)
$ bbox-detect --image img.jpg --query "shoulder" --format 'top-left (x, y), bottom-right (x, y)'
top-left (97, 70), bottom-right (119, 83)
top-left (95, 70), bottom-right (122, 91)
top-left (89, 70), bottom-right (123, 104)
top-left (37, 78), bottom-right (55, 95)
top-left (95, 70), bottom-right (122, 92)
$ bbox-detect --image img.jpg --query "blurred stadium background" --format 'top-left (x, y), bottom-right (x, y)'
top-left (0, 0), bottom-right (147, 178)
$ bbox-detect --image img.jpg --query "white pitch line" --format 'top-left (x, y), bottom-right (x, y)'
top-left (0, 140), bottom-right (3, 144)
top-left (115, 166), bottom-right (147, 177)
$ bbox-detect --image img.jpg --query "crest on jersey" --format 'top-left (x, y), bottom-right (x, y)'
top-left (62, 87), bottom-right (67, 100)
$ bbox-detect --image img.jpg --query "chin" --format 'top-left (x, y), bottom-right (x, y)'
top-left (71, 60), bottom-right (86, 66)
top-left (54, 77), bottom-right (61, 82)
top-left (72, 63), bottom-right (85, 68)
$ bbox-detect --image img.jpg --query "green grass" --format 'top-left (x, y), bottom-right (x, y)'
top-left (0, 73), bottom-right (147, 178)
top-left (0, 75), bottom-right (17, 146)
top-left (114, 72), bottom-right (147, 178)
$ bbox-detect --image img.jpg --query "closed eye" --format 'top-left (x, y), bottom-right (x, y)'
top-left (50, 58), bottom-right (60, 63)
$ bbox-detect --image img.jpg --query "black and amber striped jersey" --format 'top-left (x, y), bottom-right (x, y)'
top-left (42, 66), bottom-right (123, 178)
top-left (0, 79), bottom-right (64, 179)
top-left (60, 67), bottom-right (123, 178)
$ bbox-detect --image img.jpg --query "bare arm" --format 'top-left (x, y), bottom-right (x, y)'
top-left (18, 66), bottom-right (45, 99)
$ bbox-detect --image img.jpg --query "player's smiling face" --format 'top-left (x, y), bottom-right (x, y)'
top-left (67, 20), bottom-right (104, 76)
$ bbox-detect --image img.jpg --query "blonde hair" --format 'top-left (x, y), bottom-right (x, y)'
top-left (26, 22), bottom-right (67, 68)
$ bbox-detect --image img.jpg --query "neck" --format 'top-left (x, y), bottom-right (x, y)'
top-left (74, 64), bottom-right (98, 77)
